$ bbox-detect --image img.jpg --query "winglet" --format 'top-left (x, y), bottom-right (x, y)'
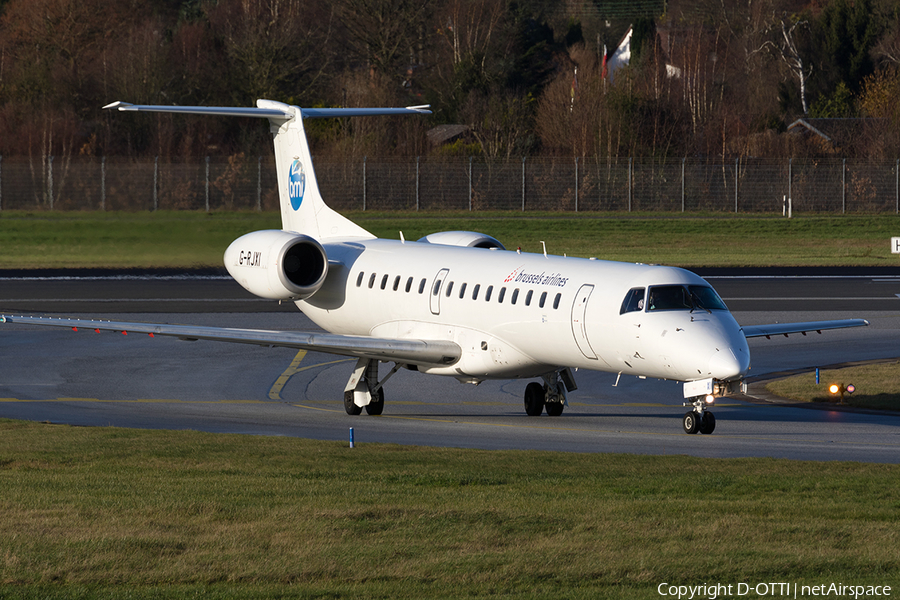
top-left (102, 101), bottom-right (134, 110)
top-left (103, 100), bottom-right (134, 110)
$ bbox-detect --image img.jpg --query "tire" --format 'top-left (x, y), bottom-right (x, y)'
top-left (365, 388), bottom-right (385, 415)
top-left (545, 402), bottom-right (564, 416)
top-left (682, 411), bottom-right (700, 434)
top-left (699, 411), bottom-right (716, 434)
top-left (344, 390), bottom-right (362, 415)
top-left (524, 382), bottom-right (545, 416)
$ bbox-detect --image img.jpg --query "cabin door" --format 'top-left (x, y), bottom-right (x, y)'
top-left (571, 284), bottom-right (598, 359)
top-left (430, 268), bottom-right (450, 315)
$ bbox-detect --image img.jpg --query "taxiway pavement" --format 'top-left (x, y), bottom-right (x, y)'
top-left (2, 271), bottom-right (898, 462)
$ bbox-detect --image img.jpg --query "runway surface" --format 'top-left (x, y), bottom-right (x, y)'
top-left (2, 270), bottom-right (899, 462)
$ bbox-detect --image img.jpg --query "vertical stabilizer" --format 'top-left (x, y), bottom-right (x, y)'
top-left (104, 100), bottom-right (430, 241)
top-left (259, 100), bottom-right (373, 240)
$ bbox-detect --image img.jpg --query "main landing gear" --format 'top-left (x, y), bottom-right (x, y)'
top-left (343, 358), bottom-right (402, 416)
top-left (524, 368), bottom-right (577, 417)
top-left (682, 396), bottom-right (716, 434)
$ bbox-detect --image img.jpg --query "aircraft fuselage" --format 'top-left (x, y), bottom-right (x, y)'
top-left (300, 239), bottom-right (751, 385)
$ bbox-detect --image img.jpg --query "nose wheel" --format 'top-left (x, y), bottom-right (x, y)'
top-left (682, 410), bottom-right (715, 434)
top-left (682, 396), bottom-right (716, 434)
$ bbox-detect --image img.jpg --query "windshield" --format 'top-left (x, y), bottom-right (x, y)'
top-left (646, 285), bottom-right (727, 312)
top-left (689, 285), bottom-right (728, 310)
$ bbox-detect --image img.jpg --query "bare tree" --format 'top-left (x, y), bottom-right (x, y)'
top-left (437, 0), bottom-right (506, 67)
top-left (336, 0), bottom-right (430, 81)
top-left (208, 0), bottom-right (336, 104)
top-left (752, 14), bottom-right (812, 114)
top-left (462, 90), bottom-right (532, 160)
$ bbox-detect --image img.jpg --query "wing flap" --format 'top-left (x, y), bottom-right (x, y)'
top-left (1, 315), bottom-right (460, 366)
top-left (742, 319), bottom-right (869, 339)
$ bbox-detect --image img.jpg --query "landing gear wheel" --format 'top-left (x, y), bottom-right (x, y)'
top-left (682, 411), bottom-right (700, 434)
top-left (524, 382), bottom-right (545, 416)
top-left (545, 402), bottom-right (564, 416)
top-left (344, 390), bottom-right (362, 415)
top-left (698, 412), bottom-right (716, 434)
top-left (365, 388), bottom-right (385, 416)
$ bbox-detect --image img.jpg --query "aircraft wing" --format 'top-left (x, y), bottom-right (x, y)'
top-left (741, 319), bottom-right (869, 339)
top-left (0, 315), bottom-right (460, 366)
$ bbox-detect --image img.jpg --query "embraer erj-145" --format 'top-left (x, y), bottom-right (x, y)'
top-left (1, 100), bottom-right (868, 434)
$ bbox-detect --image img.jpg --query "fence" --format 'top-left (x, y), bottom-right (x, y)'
top-left (1, 155), bottom-right (898, 213)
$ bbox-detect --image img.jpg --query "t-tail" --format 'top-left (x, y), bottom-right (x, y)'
top-left (103, 100), bottom-right (430, 240)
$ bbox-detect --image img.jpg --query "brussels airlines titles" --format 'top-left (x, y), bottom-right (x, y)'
top-left (504, 266), bottom-right (569, 288)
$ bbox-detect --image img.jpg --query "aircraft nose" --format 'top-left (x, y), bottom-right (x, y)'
top-left (708, 346), bottom-right (749, 380)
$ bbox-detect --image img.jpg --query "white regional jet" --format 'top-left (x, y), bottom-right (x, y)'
top-left (1, 100), bottom-right (869, 434)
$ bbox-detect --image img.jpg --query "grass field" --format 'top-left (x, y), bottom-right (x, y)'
top-left (1, 210), bottom-right (899, 268)
top-left (3, 210), bottom-right (899, 599)
top-left (765, 361), bottom-right (900, 410)
top-left (1, 419), bottom-right (898, 600)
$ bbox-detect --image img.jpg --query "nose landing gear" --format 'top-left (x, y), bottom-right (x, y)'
top-left (683, 395), bottom-right (716, 434)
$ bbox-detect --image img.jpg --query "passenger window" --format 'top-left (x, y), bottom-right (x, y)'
top-left (381, 274), bottom-right (389, 290)
top-left (445, 281), bottom-right (454, 297)
top-left (511, 289), bottom-right (519, 305)
top-left (485, 285), bottom-right (493, 301)
top-left (393, 276), bottom-right (401, 291)
top-left (368, 273), bottom-right (377, 289)
top-left (419, 278), bottom-right (427, 294)
top-left (620, 288), bottom-right (646, 314)
top-left (356, 272), bottom-right (364, 287)
top-left (498, 287), bottom-right (506, 303)
top-left (405, 277), bottom-right (413, 293)
top-left (459, 283), bottom-right (467, 299)
top-left (539, 291), bottom-right (547, 308)
top-left (472, 284), bottom-right (480, 300)
top-left (553, 293), bottom-right (561, 309)
top-left (432, 279), bottom-right (442, 296)
top-left (525, 290), bottom-right (533, 306)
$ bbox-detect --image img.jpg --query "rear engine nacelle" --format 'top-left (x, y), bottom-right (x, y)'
top-left (224, 230), bottom-right (327, 300)
top-left (417, 231), bottom-right (505, 250)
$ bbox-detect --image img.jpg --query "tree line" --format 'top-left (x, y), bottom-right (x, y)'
top-left (2, 0), bottom-right (900, 163)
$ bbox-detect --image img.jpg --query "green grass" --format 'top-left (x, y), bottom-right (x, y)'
top-left (1, 210), bottom-right (899, 268)
top-left (765, 361), bottom-right (900, 410)
top-left (0, 419), bottom-right (898, 599)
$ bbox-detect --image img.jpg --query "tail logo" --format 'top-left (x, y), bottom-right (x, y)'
top-left (288, 159), bottom-right (306, 210)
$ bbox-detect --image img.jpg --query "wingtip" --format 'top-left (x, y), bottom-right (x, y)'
top-left (102, 101), bottom-right (134, 111)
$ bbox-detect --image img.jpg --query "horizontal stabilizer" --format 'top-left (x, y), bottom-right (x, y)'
top-left (102, 101), bottom-right (294, 119)
top-left (102, 101), bottom-right (431, 120)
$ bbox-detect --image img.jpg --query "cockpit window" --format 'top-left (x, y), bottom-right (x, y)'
top-left (688, 285), bottom-right (728, 310)
top-left (620, 287), bottom-right (645, 314)
top-left (647, 285), bottom-right (727, 312)
top-left (647, 285), bottom-right (692, 311)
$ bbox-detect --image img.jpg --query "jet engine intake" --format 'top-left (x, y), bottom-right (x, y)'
top-left (224, 230), bottom-right (327, 300)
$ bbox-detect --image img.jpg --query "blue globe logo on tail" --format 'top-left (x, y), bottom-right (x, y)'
top-left (288, 159), bottom-right (306, 210)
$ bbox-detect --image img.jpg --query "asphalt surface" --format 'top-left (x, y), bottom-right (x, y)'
top-left (2, 269), bottom-right (899, 462)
